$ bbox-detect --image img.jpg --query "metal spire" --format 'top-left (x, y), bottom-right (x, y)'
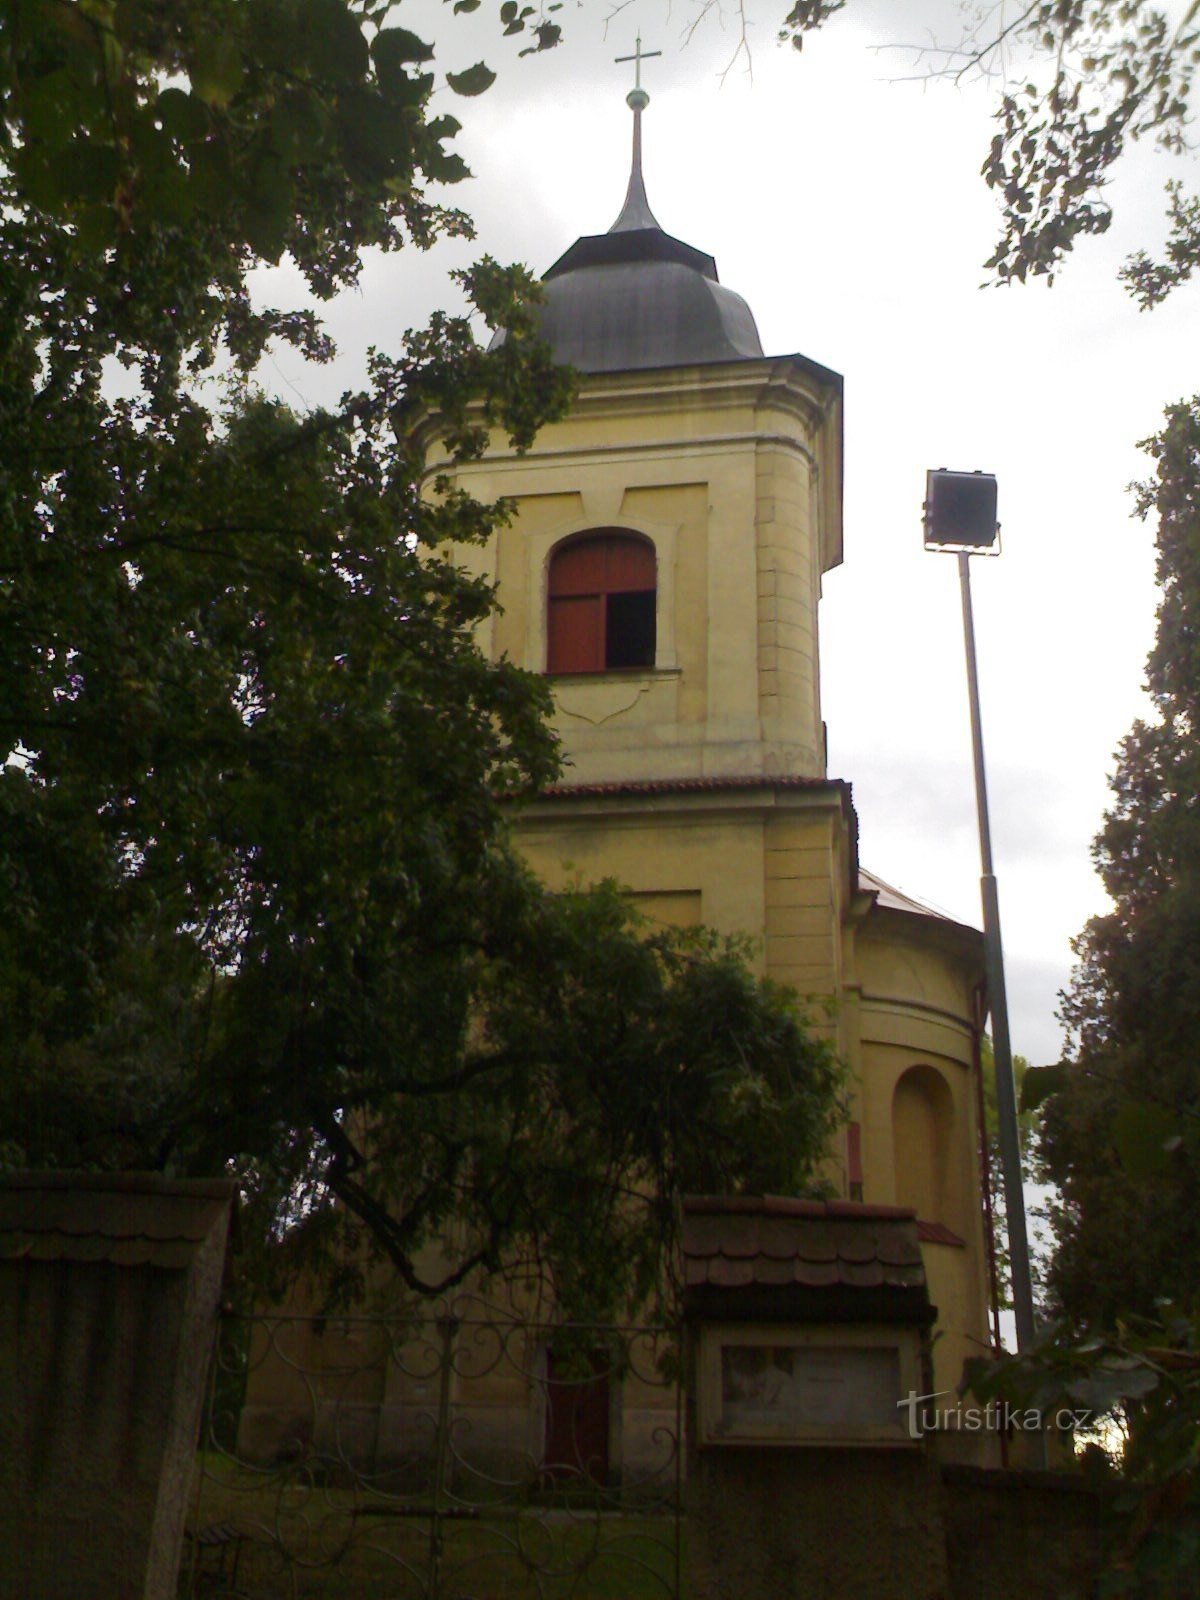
top-left (610, 35), bottom-right (662, 233)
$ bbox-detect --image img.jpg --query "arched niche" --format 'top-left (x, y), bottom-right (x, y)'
top-left (891, 1063), bottom-right (956, 1224)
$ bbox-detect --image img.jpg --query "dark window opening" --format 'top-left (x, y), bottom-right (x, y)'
top-left (546, 532), bottom-right (657, 674)
top-left (605, 589), bottom-right (655, 668)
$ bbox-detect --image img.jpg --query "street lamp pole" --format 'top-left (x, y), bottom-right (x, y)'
top-left (925, 470), bottom-right (1036, 1353)
top-left (956, 548), bottom-right (1036, 1352)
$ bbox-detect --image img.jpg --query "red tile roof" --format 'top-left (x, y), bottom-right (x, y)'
top-left (682, 1195), bottom-right (927, 1293)
top-left (0, 1172), bottom-right (236, 1270)
top-left (535, 776), bottom-right (842, 800)
top-left (917, 1220), bottom-right (967, 1248)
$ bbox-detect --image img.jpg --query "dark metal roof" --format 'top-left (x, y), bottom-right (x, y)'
top-left (0, 1171), bottom-right (236, 1269)
top-left (492, 98), bottom-right (763, 373)
top-left (859, 867), bottom-right (959, 922)
top-left (533, 253), bottom-right (763, 373)
top-left (546, 225), bottom-right (716, 282)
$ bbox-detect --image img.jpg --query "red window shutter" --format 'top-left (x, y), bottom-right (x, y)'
top-left (547, 593), bottom-right (603, 673)
top-left (549, 540), bottom-right (609, 597)
top-left (605, 538), bottom-right (655, 593)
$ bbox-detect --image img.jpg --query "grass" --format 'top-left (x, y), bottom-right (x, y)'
top-left (180, 1454), bottom-right (681, 1600)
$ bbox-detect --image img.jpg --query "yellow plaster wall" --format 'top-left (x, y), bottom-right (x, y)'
top-left (434, 361), bottom-right (841, 787)
top-left (515, 798), bottom-right (771, 971)
top-left (755, 441), bottom-right (820, 768)
top-left (762, 807), bottom-right (843, 1002)
top-left (627, 888), bottom-right (703, 929)
top-left (515, 788), bottom-right (853, 1002)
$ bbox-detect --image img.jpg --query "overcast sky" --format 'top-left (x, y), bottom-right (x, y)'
top-left (255, 0), bottom-right (1200, 1067)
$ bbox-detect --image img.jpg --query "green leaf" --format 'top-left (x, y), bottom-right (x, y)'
top-left (373, 27), bottom-right (435, 95)
top-left (22, 68), bottom-right (81, 143)
top-left (302, 0), bottom-right (371, 80)
top-left (1019, 1061), bottom-right (1069, 1113)
top-left (379, 68), bottom-right (433, 110)
top-left (187, 139), bottom-right (234, 215)
top-left (446, 62), bottom-right (495, 97)
top-left (422, 148), bottom-right (469, 184)
top-left (66, 142), bottom-right (120, 206)
top-left (191, 36), bottom-right (244, 108)
top-left (1111, 1099), bottom-right (1180, 1180)
top-left (131, 117), bottom-right (194, 223)
top-left (520, 22), bottom-right (560, 54)
top-left (156, 88), bottom-right (209, 144)
top-left (73, 202), bottom-right (117, 253)
top-left (271, 90), bottom-right (330, 164)
top-left (336, 89), bottom-right (410, 180)
top-left (244, 148), bottom-right (293, 260)
top-left (13, 148), bottom-right (67, 215)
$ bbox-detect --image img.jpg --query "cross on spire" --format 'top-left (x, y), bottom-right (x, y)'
top-left (615, 34), bottom-right (661, 104)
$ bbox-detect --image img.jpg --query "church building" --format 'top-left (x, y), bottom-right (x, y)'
top-left (432, 75), bottom-right (997, 1401)
top-left (235, 74), bottom-right (1004, 1489)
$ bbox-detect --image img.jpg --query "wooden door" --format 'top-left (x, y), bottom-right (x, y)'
top-left (543, 1351), bottom-right (610, 1484)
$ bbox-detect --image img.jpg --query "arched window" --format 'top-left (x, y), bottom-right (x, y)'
top-left (546, 532), bottom-right (656, 674)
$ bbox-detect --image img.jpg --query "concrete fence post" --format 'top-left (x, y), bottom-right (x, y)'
top-left (0, 1172), bottom-right (236, 1600)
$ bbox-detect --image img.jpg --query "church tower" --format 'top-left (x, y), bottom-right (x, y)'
top-left (432, 76), bottom-right (997, 1405)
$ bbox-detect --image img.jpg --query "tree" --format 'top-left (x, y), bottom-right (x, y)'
top-left (967, 398), bottom-right (1200, 1579)
top-left (0, 0), bottom-right (846, 1317)
top-left (966, 403), bottom-right (1200, 1589)
top-left (966, 1306), bottom-right (1200, 1595)
top-left (973, 0), bottom-right (1200, 299)
top-left (1030, 397), bottom-right (1200, 1331)
top-left (777, 2), bottom-right (1200, 301)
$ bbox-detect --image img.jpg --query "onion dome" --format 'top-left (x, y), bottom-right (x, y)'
top-left (494, 79), bottom-right (763, 373)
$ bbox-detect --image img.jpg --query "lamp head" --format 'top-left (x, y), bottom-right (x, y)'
top-left (923, 469), bottom-right (1000, 553)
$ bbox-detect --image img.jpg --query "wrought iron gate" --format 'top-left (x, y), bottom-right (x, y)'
top-left (181, 1294), bottom-right (683, 1599)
